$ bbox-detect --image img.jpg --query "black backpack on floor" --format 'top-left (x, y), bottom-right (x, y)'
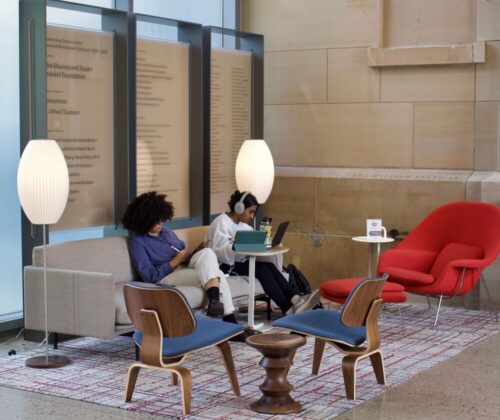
top-left (284, 264), bottom-right (312, 296)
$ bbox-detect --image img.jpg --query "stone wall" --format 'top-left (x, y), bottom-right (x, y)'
top-left (242, 0), bottom-right (500, 308)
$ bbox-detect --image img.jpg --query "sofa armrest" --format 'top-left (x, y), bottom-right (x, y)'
top-left (24, 266), bottom-right (117, 339)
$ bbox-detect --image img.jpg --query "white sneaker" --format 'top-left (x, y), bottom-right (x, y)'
top-left (285, 305), bottom-right (296, 316)
top-left (293, 290), bottom-right (321, 314)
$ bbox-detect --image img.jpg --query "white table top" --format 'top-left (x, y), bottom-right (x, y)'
top-left (352, 236), bottom-right (394, 244)
top-left (235, 246), bottom-right (289, 257)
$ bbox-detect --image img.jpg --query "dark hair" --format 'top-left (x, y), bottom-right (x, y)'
top-left (227, 190), bottom-right (259, 212)
top-left (122, 191), bottom-right (174, 235)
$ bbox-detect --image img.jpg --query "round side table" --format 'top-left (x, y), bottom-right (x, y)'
top-left (352, 236), bottom-right (394, 276)
top-left (246, 333), bottom-right (306, 414)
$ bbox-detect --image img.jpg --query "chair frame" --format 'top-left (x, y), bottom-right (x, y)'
top-left (123, 284), bottom-right (241, 415)
top-left (286, 276), bottom-right (387, 400)
top-left (427, 270), bottom-right (498, 327)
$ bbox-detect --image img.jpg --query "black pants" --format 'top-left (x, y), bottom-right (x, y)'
top-left (220, 261), bottom-right (296, 314)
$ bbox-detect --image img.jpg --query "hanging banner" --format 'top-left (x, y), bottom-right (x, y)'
top-left (47, 25), bottom-right (114, 230)
top-left (210, 48), bottom-right (252, 214)
top-left (136, 38), bottom-right (190, 217)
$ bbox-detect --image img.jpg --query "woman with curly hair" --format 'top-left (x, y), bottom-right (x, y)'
top-left (206, 190), bottom-right (320, 316)
top-left (122, 191), bottom-right (256, 340)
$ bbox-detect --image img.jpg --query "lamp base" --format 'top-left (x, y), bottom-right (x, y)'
top-left (25, 355), bottom-right (71, 369)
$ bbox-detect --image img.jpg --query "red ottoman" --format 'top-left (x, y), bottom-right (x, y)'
top-left (321, 278), bottom-right (407, 332)
top-left (321, 278), bottom-right (407, 305)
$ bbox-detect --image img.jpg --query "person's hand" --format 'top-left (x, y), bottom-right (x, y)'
top-left (170, 249), bottom-right (188, 269)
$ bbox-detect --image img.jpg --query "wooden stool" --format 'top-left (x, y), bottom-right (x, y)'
top-left (246, 333), bottom-right (306, 414)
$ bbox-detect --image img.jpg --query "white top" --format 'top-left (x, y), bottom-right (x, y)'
top-left (352, 236), bottom-right (394, 244)
top-left (205, 213), bottom-right (253, 265)
top-left (234, 246), bottom-right (289, 258)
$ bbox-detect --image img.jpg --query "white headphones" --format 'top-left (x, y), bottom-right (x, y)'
top-left (234, 191), bottom-right (250, 215)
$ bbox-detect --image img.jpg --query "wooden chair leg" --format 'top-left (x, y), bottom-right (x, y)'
top-left (170, 366), bottom-right (192, 415)
top-left (216, 341), bottom-right (241, 396)
top-left (341, 355), bottom-right (358, 400)
top-left (312, 338), bottom-right (326, 375)
top-left (284, 331), bottom-right (302, 376)
top-left (369, 351), bottom-right (386, 385)
top-left (125, 364), bottom-right (141, 402)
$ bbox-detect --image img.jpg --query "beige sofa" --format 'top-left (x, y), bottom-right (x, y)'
top-left (24, 226), bottom-right (265, 339)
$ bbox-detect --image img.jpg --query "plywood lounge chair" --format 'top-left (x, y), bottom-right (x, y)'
top-left (273, 274), bottom-right (388, 400)
top-left (123, 283), bottom-right (244, 415)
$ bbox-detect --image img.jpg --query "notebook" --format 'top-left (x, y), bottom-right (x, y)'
top-left (232, 230), bottom-right (267, 253)
top-left (269, 221), bottom-right (290, 248)
top-left (181, 242), bottom-right (205, 266)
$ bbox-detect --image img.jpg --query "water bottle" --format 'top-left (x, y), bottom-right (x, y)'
top-left (259, 217), bottom-right (267, 233)
top-left (264, 217), bottom-right (273, 246)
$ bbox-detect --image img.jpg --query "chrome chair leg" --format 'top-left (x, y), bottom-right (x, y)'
top-left (480, 275), bottom-right (498, 322)
top-left (433, 295), bottom-right (443, 328)
top-left (426, 296), bottom-right (431, 310)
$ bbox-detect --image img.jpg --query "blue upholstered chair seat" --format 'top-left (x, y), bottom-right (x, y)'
top-left (134, 315), bottom-right (244, 358)
top-left (273, 309), bottom-right (367, 346)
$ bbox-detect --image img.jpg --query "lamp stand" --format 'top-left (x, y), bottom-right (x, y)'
top-left (25, 224), bottom-right (70, 369)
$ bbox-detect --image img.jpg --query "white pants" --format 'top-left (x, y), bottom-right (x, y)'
top-left (159, 248), bottom-right (235, 315)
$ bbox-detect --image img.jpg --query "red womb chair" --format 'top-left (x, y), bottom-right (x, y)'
top-left (377, 201), bottom-right (500, 326)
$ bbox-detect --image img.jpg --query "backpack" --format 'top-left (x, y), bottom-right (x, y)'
top-left (284, 264), bottom-right (312, 296)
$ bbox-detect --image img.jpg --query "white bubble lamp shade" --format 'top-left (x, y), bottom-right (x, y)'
top-left (17, 139), bottom-right (69, 224)
top-left (235, 139), bottom-right (274, 204)
top-left (17, 139), bottom-right (70, 368)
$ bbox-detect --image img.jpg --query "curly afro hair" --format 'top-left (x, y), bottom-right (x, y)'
top-left (122, 191), bottom-right (174, 235)
top-left (227, 190), bottom-right (259, 212)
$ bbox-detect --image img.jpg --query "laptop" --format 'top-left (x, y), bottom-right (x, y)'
top-left (233, 230), bottom-right (267, 253)
top-left (269, 221), bottom-right (290, 248)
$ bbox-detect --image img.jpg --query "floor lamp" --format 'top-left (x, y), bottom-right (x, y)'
top-left (235, 139), bottom-right (275, 228)
top-left (17, 139), bottom-right (71, 368)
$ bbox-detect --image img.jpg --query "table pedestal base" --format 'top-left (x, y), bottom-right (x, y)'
top-left (251, 395), bottom-right (301, 414)
top-left (247, 334), bottom-right (305, 414)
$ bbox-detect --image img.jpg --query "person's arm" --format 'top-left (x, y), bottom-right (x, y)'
top-left (128, 237), bottom-right (175, 283)
top-left (208, 217), bottom-right (241, 265)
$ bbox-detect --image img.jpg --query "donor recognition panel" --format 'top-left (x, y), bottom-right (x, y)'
top-left (46, 25), bottom-right (114, 230)
top-left (210, 48), bottom-right (252, 214)
top-left (136, 39), bottom-right (190, 217)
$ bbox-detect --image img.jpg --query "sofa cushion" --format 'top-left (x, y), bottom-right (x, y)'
top-left (430, 243), bottom-right (483, 276)
top-left (384, 266), bottom-right (435, 286)
top-left (226, 275), bottom-right (265, 298)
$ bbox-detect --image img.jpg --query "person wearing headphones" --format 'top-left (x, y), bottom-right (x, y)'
top-left (206, 190), bottom-right (320, 316)
top-left (122, 191), bottom-right (259, 341)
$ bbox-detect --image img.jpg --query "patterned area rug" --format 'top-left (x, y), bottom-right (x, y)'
top-left (0, 304), bottom-right (498, 419)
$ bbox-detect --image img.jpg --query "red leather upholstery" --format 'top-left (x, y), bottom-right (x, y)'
top-left (321, 278), bottom-right (407, 304)
top-left (378, 201), bottom-right (500, 297)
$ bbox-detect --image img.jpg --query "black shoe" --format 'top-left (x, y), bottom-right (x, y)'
top-left (244, 327), bottom-right (262, 337)
top-left (229, 331), bottom-right (248, 342)
top-left (206, 299), bottom-right (224, 317)
top-left (229, 327), bottom-right (262, 342)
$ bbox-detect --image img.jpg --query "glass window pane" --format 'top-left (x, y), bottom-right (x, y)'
top-left (134, 0), bottom-right (222, 26)
top-left (0, 0), bottom-right (22, 322)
